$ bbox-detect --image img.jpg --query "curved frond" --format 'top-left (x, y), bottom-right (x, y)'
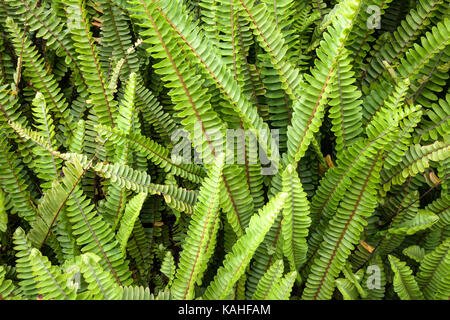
top-left (388, 209), bottom-right (439, 235)
top-left (281, 164), bottom-right (311, 271)
top-left (0, 136), bottom-right (37, 222)
top-left (416, 238), bottom-right (450, 299)
top-left (6, 17), bottom-right (75, 142)
top-left (171, 154), bottom-right (224, 300)
top-left (117, 192), bottom-right (148, 255)
top-left (381, 140), bottom-right (450, 193)
top-left (202, 192), bottom-right (287, 300)
top-left (79, 253), bottom-right (123, 300)
top-left (98, 124), bottom-right (205, 184)
top-left (302, 152), bottom-right (382, 300)
top-left (388, 254), bottom-right (424, 300)
top-left (252, 259), bottom-right (284, 300)
top-left (403, 245), bottom-right (426, 263)
top-left (29, 248), bottom-right (77, 300)
top-left (265, 271), bottom-right (297, 300)
top-left (0, 265), bottom-right (20, 300)
top-left (28, 158), bottom-right (86, 249)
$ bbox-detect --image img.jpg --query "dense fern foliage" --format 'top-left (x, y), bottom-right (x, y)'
top-left (0, 0), bottom-right (449, 300)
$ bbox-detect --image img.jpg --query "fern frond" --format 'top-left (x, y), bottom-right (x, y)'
top-left (79, 252), bottom-right (123, 300)
top-left (0, 36), bottom-right (15, 85)
top-left (121, 285), bottom-right (152, 300)
top-left (219, 165), bottom-right (255, 237)
top-left (29, 248), bottom-right (77, 300)
top-left (5, 17), bottom-right (75, 142)
top-left (198, 0), bottom-right (220, 46)
top-left (306, 108), bottom-right (402, 264)
top-left (117, 192), bottom-right (148, 255)
top-left (362, 78), bottom-right (409, 129)
top-left (328, 48), bottom-right (363, 156)
top-left (62, 166), bottom-right (133, 286)
top-left (12, 228), bottom-right (39, 299)
top-left (160, 250), bottom-right (175, 287)
top-left (281, 164), bottom-right (311, 271)
top-left (65, 0), bottom-right (117, 128)
top-left (251, 259), bottom-right (284, 300)
top-left (171, 154), bottom-right (224, 300)
top-left (403, 245), bottom-right (426, 263)
top-left (302, 152), bottom-right (382, 300)
top-left (0, 136), bottom-right (37, 222)
top-left (100, 0), bottom-right (139, 78)
top-left (91, 160), bottom-right (152, 193)
top-left (382, 104), bottom-right (423, 172)
top-left (238, 0), bottom-right (302, 101)
top-left (416, 93), bottom-right (450, 144)
top-left (426, 194), bottom-right (450, 231)
top-left (387, 209), bottom-right (439, 235)
top-left (145, 0), bottom-right (270, 147)
top-left (286, 0), bottom-right (361, 165)
top-left (388, 254), bottom-right (424, 300)
top-left (416, 238), bottom-right (450, 299)
top-left (146, 183), bottom-right (197, 215)
top-left (28, 158), bottom-right (86, 249)
top-left (434, 272), bottom-right (450, 300)
top-left (128, 0), bottom-right (226, 164)
top-left (377, 190), bottom-right (421, 256)
top-left (126, 219), bottom-right (152, 283)
top-left (0, 265), bottom-right (20, 300)
top-left (347, 0), bottom-right (393, 76)
top-left (30, 92), bottom-right (63, 190)
top-left (5, 0), bottom-right (90, 96)
top-left (408, 45), bottom-right (450, 107)
top-left (396, 18), bottom-right (450, 82)
top-left (362, 0), bottom-right (445, 88)
top-left (136, 81), bottom-right (177, 140)
top-left (0, 189), bottom-right (6, 233)
top-left (361, 255), bottom-right (386, 300)
top-left (381, 140), bottom-right (450, 193)
top-left (202, 191), bottom-right (287, 300)
top-left (69, 120), bottom-right (85, 154)
top-left (98, 124), bottom-right (205, 184)
top-left (265, 271), bottom-right (297, 300)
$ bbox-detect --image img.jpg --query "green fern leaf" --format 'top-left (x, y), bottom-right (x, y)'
top-left (171, 154), bottom-right (224, 300)
top-left (202, 191), bottom-right (287, 300)
top-left (336, 278), bottom-right (359, 300)
top-left (387, 209), bottom-right (439, 235)
top-left (0, 265), bottom-right (20, 300)
top-left (160, 250), bottom-right (175, 287)
top-left (252, 259), bottom-right (284, 300)
top-left (302, 152), bottom-right (382, 300)
top-left (265, 271), bottom-right (297, 300)
top-left (28, 158), bottom-right (86, 249)
top-left (0, 136), bottom-right (37, 222)
top-left (281, 164), bottom-right (311, 271)
top-left (416, 238), bottom-right (450, 299)
top-left (79, 252), bottom-right (123, 300)
top-left (29, 248), bottom-right (77, 300)
top-left (5, 17), bottom-right (75, 143)
top-left (388, 255), bottom-right (424, 300)
top-left (117, 192), bottom-right (148, 255)
top-left (403, 245), bottom-right (426, 263)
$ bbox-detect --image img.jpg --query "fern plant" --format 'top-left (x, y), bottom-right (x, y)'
top-left (0, 0), bottom-right (449, 301)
